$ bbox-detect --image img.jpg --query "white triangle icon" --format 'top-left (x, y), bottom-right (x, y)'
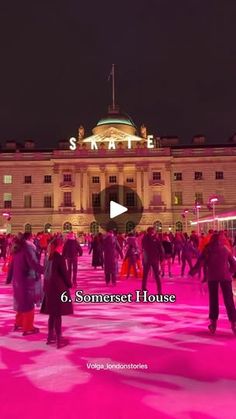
top-left (110, 201), bottom-right (128, 219)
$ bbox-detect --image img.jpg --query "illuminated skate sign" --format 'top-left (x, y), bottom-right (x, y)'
top-left (69, 134), bottom-right (154, 151)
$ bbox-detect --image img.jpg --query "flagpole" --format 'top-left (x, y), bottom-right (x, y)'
top-left (112, 63), bottom-right (115, 110)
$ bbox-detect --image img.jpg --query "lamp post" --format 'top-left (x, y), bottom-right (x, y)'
top-left (182, 209), bottom-right (189, 233)
top-left (195, 203), bottom-right (201, 236)
top-left (209, 196), bottom-right (219, 231)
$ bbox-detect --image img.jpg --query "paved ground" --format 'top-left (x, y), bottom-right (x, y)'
top-left (1, 248), bottom-right (236, 419)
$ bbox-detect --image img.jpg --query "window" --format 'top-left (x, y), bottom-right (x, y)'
top-left (153, 172), bottom-right (161, 181)
top-left (109, 192), bottom-right (118, 203)
top-left (24, 176), bottom-right (32, 184)
top-left (63, 192), bottom-right (72, 206)
top-left (44, 195), bottom-right (52, 208)
top-left (194, 172), bottom-right (203, 180)
top-left (92, 176), bottom-right (100, 184)
top-left (4, 192), bottom-right (12, 208)
top-left (215, 171), bottom-right (224, 180)
top-left (92, 193), bottom-right (101, 207)
top-left (126, 177), bottom-right (134, 183)
top-left (63, 173), bottom-right (72, 182)
top-left (63, 222), bottom-right (72, 232)
top-left (173, 192), bottom-right (183, 205)
top-left (25, 223), bottom-right (32, 233)
top-left (109, 176), bottom-right (117, 183)
top-left (195, 192), bottom-right (203, 204)
top-left (174, 172), bottom-right (182, 181)
top-left (24, 195), bottom-right (32, 208)
top-left (44, 175), bottom-right (52, 183)
top-left (90, 221), bottom-right (99, 234)
top-left (176, 221), bottom-right (183, 232)
top-left (126, 192), bottom-right (135, 207)
top-left (154, 221), bottom-right (162, 231)
top-left (3, 175), bottom-right (12, 184)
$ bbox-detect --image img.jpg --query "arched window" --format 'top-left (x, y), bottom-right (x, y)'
top-left (44, 223), bottom-right (52, 233)
top-left (63, 221), bottom-right (72, 232)
top-left (90, 221), bottom-right (99, 234)
top-left (25, 223), bottom-right (32, 233)
top-left (176, 221), bottom-right (183, 232)
top-left (126, 221), bottom-right (135, 233)
top-left (153, 221), bottom-right (162, 231)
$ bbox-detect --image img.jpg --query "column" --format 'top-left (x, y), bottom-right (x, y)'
top-left (81, 168), bottom-right (88, 211)
top-left (164, 163), bottom-right (172, 209)
top-left (136, 169), bottom-right (142, 208)
top-left (118, 166), bottom-right (124, 205)
top-left (143, 167), bottom-right (149, 210)
top-left (100, 168), bottom-right (106, 210)
top-left (53, 164), bottom-right (60, 210)
top-left (74, 165), bottom-right (81, 211)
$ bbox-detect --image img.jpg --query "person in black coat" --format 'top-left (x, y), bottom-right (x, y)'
top-left (142, 227), bottom-right (164, 293)
top-left (103, 231), bottom-right (123, 285)
top-left (41, 237), bottom-right (73, 348)
top-left (161, 233), bottom-right (173, 277)
top-left (89, 234), bottom-right (104, 268)
top-left (62, 232), bottom-right (83, 287)
top-left (181, 237), bottom-right (199, 277)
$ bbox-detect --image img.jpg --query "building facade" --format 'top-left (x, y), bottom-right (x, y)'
top-left (1, 109), bottom-right (236, 236)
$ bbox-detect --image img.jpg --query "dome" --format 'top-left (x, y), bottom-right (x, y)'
top-left (92, 107), bottom-right (136, 135)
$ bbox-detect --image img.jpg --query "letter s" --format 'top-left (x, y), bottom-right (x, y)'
top-left (69, 137), bottom-right (77, 151)
top-left (75, 290), bottom-right (83, 302)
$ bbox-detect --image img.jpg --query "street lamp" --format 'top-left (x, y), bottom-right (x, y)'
top-left (195, 202), bottom-right (201, 236)
top-left (209, 196), bottom-right (219, 230)
top-left (181, 209), bottom-right (189, 233)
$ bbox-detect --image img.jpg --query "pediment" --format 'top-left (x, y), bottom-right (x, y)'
top-left (83, 126), bottom-right (142, 145)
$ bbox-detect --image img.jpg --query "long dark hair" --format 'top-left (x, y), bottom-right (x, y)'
top-left (48, 236), bottom-right (64, 260)
top-left (12, 233), bottom-right (25, 254)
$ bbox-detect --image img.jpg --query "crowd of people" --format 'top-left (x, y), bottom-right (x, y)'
top-left (1, 226), bottom-right (236, 346)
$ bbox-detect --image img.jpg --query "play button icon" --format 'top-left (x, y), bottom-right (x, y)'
top-left (110, 201), bottom-right (128, 219)
top-left (92, 185), bottom-right (143, 233)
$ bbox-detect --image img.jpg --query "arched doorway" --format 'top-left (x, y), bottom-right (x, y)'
top-left (44, 223), bottom-right (52, 233)
top-left (153, 220), bottom-right (162, 231)
top-left (126, 221), bottom-right (135, 233)
top-left (90, 221), bottom-right (99, 234)
top-left (25, 223), bottom-right (32, 233)
top-left (176, 221), bottom-right (183, 232)
top-left (63, 221), bottom-right (72, 232)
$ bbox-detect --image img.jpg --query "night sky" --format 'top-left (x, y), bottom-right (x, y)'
top-left (1, 1), bottom-right (236, 147)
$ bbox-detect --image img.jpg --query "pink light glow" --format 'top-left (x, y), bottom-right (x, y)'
top-left (210, 197), bottom-right (219, 203)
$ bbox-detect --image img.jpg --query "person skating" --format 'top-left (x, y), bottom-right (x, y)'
top-left (161, 233), bottom-right (173, 277)
top-left (41, 237), bottom-right (73, 348)
top-left (8, 233), bottom-right (43, 335)
top-left (141, 227), bottom-right (164, 294)
top-left (103, 230), bottom-right (123, 285)
top-left (190, 232), bottom-right (236, 335)
top-left (62, 232), bottom-right (83, 287)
